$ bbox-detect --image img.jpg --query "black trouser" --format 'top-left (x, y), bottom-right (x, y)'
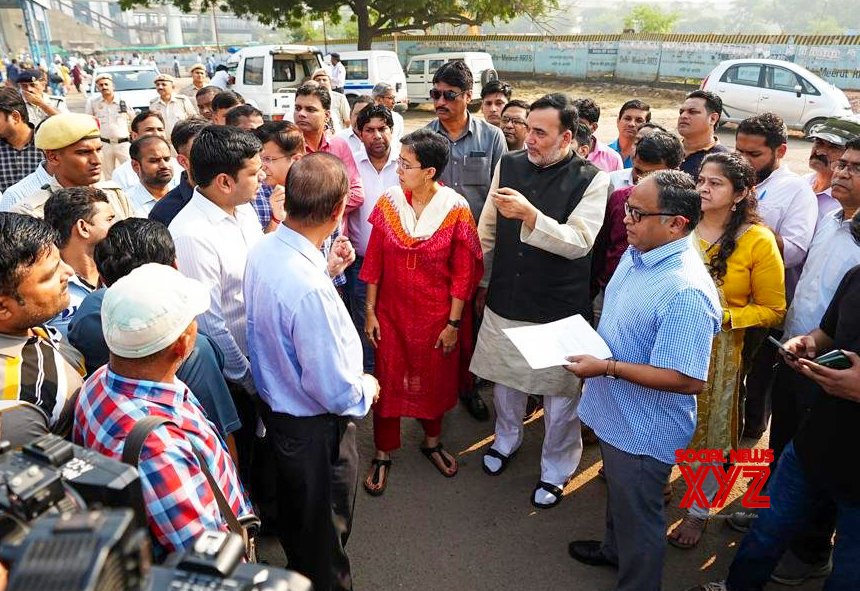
top-left (262, 405), bottom-right (358, 591)
top-left (740, 327), bottom-right (779, 437)
top-left (771, 362), bottom-right (835, 565)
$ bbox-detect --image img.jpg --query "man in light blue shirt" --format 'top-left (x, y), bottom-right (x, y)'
top-left (566, 170), bottom-right (721, 591)
top-left (244, 152), bottom-right (378, 591)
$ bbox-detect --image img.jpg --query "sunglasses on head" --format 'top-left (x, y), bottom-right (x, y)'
top-left (430, 88), bottom-right (466, 101)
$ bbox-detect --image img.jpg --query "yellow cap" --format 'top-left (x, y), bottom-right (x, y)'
top-left (190, 63), bottom-right (206, 74)
top-left (35, 113), bottom-right (101, 150)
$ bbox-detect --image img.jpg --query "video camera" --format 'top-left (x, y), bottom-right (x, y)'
top-left (0, 435), bottom-right (312, 591)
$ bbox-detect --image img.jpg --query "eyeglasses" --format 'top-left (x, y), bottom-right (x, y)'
top-left (261, 154), bottom-right (289, 165)
top-left (832, 160), bottom-right (860, 176)
top-left (429, 88), bottom-right (466, 102)
top-left (501, 116), bottom-right (528, 128)
top-left (396, 157), bottom-right (422, 170)
top-left (624, 202), bottom-right (686, 224)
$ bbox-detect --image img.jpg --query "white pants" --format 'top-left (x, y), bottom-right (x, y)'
top-left (491, 383), bottom-right (583, 487)
top-left (688, 461), bottom-right (721, 519)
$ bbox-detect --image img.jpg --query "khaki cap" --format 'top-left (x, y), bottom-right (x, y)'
top-left (35, 113), bottom-right (101, 150)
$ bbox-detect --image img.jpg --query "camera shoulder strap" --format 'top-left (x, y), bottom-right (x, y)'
top-left (122, 415), bottom-right (172, 466)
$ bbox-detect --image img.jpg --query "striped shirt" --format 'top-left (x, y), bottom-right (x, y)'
top-left (169, 189), bottom-right (262, 391)
top-left (579, 236), bottom-right (721, 464)
top-left (73, 366), bottom-right (251, 555)
top-left (0, 325), bottom-right (84, 437)
top-left (0, 162), bottom-right (52, 212)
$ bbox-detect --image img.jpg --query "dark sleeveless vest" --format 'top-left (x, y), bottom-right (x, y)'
top-left (487, 150), bottom-right (598, 324)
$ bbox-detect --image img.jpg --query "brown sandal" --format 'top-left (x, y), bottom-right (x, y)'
top-left (363, 458), bottom-right (392, 496)
top-left (420, 443), bottom-right (458, 477)
top-left (667, 514), bottom-right (708, 549)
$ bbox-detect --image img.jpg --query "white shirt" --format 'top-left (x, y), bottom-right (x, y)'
top-left (329, 92), bottom-right (351, 133)
top-left (330, 62), bottom-right (346, 89)
top-left (392, 111), bottom-right (405, 141)
top-left (126, 182), bottom-right (159, 217)
top-left (210, 70), bottom-right (230, 90)
top-left (350, 143), bottom-right (401, 256)
top-left (334, 128), bottom-right (363, 156)
top-left (803, 171), bottom-right (841, 226)
top-left (112, 159), bottom-right (182, 192)
top-left (608, 168), bottom-right (633, 194)
top-left (783, 210), bottom-right (860, 340)
top-left (755, 164), bottom-right (817, 299)
top-left (0, 163), bottom-right (52, 212)
top-left (169, 190), bottom-right (263, 390)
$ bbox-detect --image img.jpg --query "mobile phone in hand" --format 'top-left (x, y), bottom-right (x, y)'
top-left (767, 336), bottom-right (798, 360)
top-left (815, 349), bottom-right (852, 370)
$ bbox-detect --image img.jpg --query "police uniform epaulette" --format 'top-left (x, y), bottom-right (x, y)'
top-left (95, 180), bottom-right (123, 191)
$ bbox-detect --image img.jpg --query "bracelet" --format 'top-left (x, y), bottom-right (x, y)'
top-left (447, 319), bottom-right (461, 329)
top-left (365, 303), bottom-right (375, 311)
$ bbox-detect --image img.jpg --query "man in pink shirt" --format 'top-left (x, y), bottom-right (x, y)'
top-left (573, 98), bottom-right (623, 173)
top-left (293, 82), bottom-right (364, 234)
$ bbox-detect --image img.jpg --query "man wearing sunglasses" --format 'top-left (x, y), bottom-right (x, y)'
top-left (567, 170), bottom-right (721, 590)
top-left (426, 60), bottom-right (507, 421)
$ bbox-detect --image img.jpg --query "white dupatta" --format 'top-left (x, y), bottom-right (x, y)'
top-left (386, 184), bottom-right (465, 241)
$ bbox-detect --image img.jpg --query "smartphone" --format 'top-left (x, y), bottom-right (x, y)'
top-left (767, 336), bottom-right (797, 360)
top-left (815, 349), bottom-right (852, 370)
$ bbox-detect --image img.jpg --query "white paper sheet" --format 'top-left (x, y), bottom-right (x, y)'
top-left (502, 314), bottom-right (613, 370)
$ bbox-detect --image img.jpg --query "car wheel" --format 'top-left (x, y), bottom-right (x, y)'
top-left (803, 117), bottom-right (827, 138)
top-left (480, 68), bottom-right (498, 86)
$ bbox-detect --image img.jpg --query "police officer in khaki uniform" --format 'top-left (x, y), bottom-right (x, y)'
top-left (180, 63), bottom-right (209, 97)
top-left (149, 73), bottom-right (197, 136)
top-left (10, 113), bottom-right (134, 220)
top-left (85, 73), bottom-right (133, 178)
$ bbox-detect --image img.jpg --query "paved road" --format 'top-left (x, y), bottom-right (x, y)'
top-left (65, 85), bottom-right (825, 591)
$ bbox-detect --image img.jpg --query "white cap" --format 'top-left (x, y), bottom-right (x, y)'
top-left (102, 264), bottom-right (209, 359)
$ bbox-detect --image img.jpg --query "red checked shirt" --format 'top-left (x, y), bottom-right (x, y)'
top-left (73, 366), bottom-right (252, 555)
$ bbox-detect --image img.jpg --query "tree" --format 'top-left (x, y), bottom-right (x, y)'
top-left (623, 6), bottom-right (679, 34)
top-left (121, 0), bottom-right (560, 49)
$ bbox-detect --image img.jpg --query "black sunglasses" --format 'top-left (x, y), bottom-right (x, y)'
top-left (430, 88), bottom-right (466, 101)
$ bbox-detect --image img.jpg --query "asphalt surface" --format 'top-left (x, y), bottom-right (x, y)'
top-left (64, 84), bottom-right (826, 591)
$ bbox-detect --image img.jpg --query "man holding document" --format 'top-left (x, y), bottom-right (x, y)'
top-left (566, 170), bottom-right (721, 591)
top-left (471, 93), bottom-right (609, 508)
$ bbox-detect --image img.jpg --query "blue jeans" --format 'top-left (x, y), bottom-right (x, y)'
top-left (345, 256), bottom-right (374, 373)
top-left (726, 442), bottom-right (860, 591)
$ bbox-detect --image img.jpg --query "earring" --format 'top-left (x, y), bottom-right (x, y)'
top-left (731, 203), bottom-right (738, 211)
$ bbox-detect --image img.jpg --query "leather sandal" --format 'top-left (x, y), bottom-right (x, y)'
top-left (420, 443), bottom-right (458, 477)
top-left (531, 480), bottom-right (565, 509)
top-left (668, 514), bottom-right (708, 549)
top-left (363, 458), bottom-right (392, 496)
top-left (482, 447), bottom-right (517, 476)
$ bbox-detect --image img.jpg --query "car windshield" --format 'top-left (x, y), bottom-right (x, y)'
top-left (104, 70), bottom-right (158, 91)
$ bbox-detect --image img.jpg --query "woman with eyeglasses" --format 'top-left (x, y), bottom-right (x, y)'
top-left (359, 129), bottom-right (483, 495)
top-left (668, 152), bottom-right (786, 549)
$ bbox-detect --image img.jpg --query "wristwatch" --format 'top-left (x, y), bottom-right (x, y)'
top-left (447, 319), bottom-right (461, 329)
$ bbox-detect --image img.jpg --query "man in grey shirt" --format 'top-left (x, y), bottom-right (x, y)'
top-left (426, 60), bottom-right (507, 421)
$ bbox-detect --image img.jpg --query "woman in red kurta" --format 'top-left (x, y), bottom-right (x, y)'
top-left (360, 129), bottom-right (483, 496)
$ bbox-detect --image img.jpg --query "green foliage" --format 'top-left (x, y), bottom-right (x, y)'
top-left (622, 5), bottom-right (679, 34)
top-left (119, 0), bottom-right (559, 48)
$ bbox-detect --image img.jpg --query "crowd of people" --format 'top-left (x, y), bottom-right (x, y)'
top-left (0, 53), bottom-right (858, 591)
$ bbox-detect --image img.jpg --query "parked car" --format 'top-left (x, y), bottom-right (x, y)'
top-left (405, 52), bottom-right (497, 108)
top-left (87, 65), bottom-right (160, 112)
top-left (227, 45), bottom-right (324, 120)
top-left (334, 50), bottom-right (408, 110)
top-left (701, 58), bottom-right (854, 135)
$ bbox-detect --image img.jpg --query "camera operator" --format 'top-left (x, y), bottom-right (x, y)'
top-left (73, 263), bottom-right (253, 557)
top-left (0, 212), bottom-right (84, 448)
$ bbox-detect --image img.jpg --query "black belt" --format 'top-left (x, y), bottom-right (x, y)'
top-left (100, 137), bottom-right (130, 144)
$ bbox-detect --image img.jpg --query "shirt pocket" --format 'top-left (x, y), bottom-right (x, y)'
top-left (462, 155), bottom-right (490, 187)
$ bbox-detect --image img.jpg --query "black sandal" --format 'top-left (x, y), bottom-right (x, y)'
top-left (531, 480), bottom-right (564, 509)
top-left (420, 443), bottom-right (458, 477)
top-left (482, 447), bottom-right (517, 476)
top-left (363, 458), bottom-right (392, 496)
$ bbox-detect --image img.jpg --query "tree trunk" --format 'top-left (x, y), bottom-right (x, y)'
top-left (354, 0), bottom-right (373, 49)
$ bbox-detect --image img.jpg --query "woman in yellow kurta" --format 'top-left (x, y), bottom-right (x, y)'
top-left (669, 152), bottom-right (786, 548)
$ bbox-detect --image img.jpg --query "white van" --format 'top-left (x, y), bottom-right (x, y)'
top-left (405, 52), bottom-right (497, 107)
top-left (334, 50), bottom-right (407, 108)
top-left (227, 45), bottom-right (324, 120)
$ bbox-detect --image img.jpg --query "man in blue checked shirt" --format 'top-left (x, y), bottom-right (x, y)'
top-left (566, 170), bottom-right (721, 591)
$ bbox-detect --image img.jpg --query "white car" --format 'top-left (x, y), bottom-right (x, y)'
top-left (87, 65), bottom-right (160, 112)
top-left (701, 58), bottom-right (853, 134)
top-left (405, 52), bottom-right (497, 108)
top-left (335, 50), bottom-right (408, 109)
